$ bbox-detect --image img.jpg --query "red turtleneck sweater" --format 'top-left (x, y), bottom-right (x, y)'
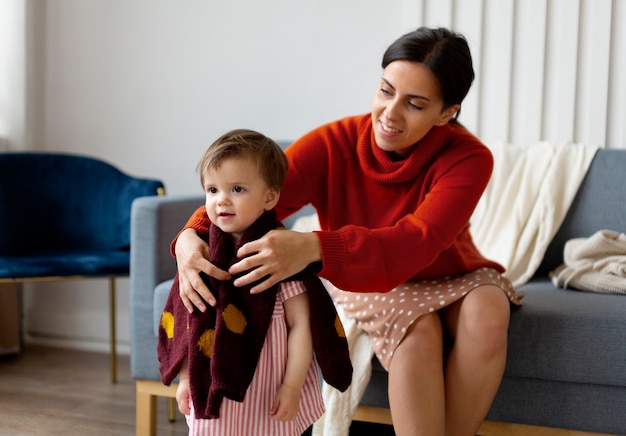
top-left (177, 114), bottom-right (503, 293)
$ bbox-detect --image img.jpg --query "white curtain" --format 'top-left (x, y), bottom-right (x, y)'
top-left (0, 0), bottom-right (26, 151)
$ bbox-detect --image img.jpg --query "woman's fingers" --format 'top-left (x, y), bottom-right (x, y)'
top-left (174, 229), bottom-right (231, 312)
top-left (230, 230), bottom-right (319, 293)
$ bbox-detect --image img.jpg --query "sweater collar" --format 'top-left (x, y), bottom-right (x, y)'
top-left (357, 120), bottom-right (449, 183)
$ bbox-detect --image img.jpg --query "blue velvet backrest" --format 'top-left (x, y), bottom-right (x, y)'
top-left (0, 152), bottom-right (164, 255)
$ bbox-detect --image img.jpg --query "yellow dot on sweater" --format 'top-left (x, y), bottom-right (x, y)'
top-left (198, 329), bottom-right (215, 358)
top-left (335, 315), bottom-right (346, 338)
top-left (223, 304), bottom-right (247, 334)
top-left (161, 312), bottom-right (175, 339)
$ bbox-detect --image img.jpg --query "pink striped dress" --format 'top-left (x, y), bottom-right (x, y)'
top-left (185, 280), bottom-right (325, 435)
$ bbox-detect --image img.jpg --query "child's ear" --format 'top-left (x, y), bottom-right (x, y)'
top-left (264, 188), bottom-right (280, 210)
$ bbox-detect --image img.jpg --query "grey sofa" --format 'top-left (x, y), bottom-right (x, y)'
top-left (130, 148), bottom-right (625, 435)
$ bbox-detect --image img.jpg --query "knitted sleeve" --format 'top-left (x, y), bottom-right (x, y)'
top-left (169, 205), bottom-right (211, 257)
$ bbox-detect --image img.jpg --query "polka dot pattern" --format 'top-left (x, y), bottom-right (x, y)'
top-left (329, 267), bottom-right (520, 370)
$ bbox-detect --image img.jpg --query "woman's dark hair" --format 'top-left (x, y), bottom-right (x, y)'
top-left (382, 27), bottom-right (475, 118)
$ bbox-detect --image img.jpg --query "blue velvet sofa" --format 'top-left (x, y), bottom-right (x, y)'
top-left (129, 148), bottom-right (625, 435)
top-left (0, 152), bottom-right (164, 382)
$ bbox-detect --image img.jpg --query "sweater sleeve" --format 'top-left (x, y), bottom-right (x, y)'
top-left (169, 205), bottom-right (212, 257)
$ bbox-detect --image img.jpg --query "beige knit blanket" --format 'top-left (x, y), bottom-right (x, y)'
top-left (550, 230), bottom-right (626, 295)
top-left (470, 141), bottom-right (599, 288)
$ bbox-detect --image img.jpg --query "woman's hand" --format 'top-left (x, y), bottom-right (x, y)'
top-left (229, 229), bottom-right (321, 294)
top-left (175, 228), bottom-right (231, 313)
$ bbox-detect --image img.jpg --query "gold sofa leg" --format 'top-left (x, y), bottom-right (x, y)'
top-left (168, 398), bottom-right (177, 422)
top-left (135, 380), bottom-right (177, 436)
top-left (109, 277), bottom-right (117, 383)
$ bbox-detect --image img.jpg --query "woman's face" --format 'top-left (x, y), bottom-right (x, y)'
top-left (371, 60), bottom-right (459, 157)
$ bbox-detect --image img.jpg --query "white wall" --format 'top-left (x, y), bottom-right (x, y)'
top-left (20, 0), bottom-right (421, 354)
top-left (0, 0), bottom-right (25, 149)
top-left (14, 0), bottom-right (626, 353)
top-left (28, 0), bottom-right (418, 195)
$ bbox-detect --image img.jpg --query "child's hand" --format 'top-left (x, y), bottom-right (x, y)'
top-left (175, 378), bottom-right (192, 416)
top-left (269, 384), bottom-right (300, 421)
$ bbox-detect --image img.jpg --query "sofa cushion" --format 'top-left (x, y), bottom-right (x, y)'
top-left (505, 278), bottom-right (626, 387)
top-left (153, 279), bottom-right (174, 337)
top-left (0, 250), bottom-right (130, 278)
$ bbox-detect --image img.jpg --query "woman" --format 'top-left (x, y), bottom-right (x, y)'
top-left (173, 27), bottom-right (522, 436)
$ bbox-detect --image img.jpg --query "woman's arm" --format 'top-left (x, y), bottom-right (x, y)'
top-left (269, 291), bottom-right (312, 421)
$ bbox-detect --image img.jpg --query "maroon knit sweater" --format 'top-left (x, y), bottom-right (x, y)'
top-left (158, 210), bottom-right (352, 419)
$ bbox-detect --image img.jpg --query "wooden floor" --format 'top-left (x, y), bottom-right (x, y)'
top-left (0, 345), bottom-right (393, 436)
top-left (0, 345), bottom-right (187, 436)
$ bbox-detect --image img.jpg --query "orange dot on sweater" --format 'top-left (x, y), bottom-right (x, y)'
top-left (335, 315), bottom-right (346, 338)
top-left (161, 312), bottom-right (175, 339)
top-left (198, 329), bottom-right (215, 358)
top-left (223, 304), bottom-right (247, 334)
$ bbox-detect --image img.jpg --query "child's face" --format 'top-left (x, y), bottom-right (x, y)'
top-left (202, 156), bottom-right (279, 242)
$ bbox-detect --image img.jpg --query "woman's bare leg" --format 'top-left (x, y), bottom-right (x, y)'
top-left (440, 285), bottom-right (511, 436)
top-left (387, 313), bottom-right (446, 436)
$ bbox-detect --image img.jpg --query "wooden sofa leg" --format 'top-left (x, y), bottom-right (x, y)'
top-left (109, 277), bottom-right (117, 383)
top-left (168, 398), bottom-right (177, 422)
top-left (135, 380), bottom-right (178, 436)
top-left (136, 381), bottom-right (158, 436)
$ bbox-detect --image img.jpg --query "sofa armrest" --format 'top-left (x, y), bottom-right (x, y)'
top-left (129, 194), bottom-right (203, 379)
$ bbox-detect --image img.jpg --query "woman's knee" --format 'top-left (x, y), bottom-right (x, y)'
top-left (449, 286), bottom-right (511, 350)
top-left (476, 289), bottom-right (511, 352)
top-left (396, 313), bottom-right (444, 357)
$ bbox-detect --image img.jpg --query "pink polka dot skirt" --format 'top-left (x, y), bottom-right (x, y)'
top-left (328, 267), bottom-right (521, 370)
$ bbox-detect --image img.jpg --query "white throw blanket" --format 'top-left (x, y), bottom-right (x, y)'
top-left (470, 141), bottom-right (599, 288)
top-left (291, 214), bottom-right (375, 436)
top-left (550, 230), bottom-right (626, 295)
top-left (312, 301), bottom-right (374, 436)
top-left (296, 141), bottom-right (599, 434)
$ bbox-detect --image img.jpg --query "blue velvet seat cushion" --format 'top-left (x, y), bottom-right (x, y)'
top-left (0, 250), bottom-right (130, 278)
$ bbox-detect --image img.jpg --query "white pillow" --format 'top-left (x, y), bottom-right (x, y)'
top-left (290, 213), bottom-right (320, 232)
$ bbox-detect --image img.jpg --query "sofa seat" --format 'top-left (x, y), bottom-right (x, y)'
top-left (0, 250), bottom-right (131, 278)
top-left (485, 280), bottom-right (626, 434)
top-left (154, 279), bottom-right (174, 338)
top-left (505, 280), bottom-right (626, 388)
